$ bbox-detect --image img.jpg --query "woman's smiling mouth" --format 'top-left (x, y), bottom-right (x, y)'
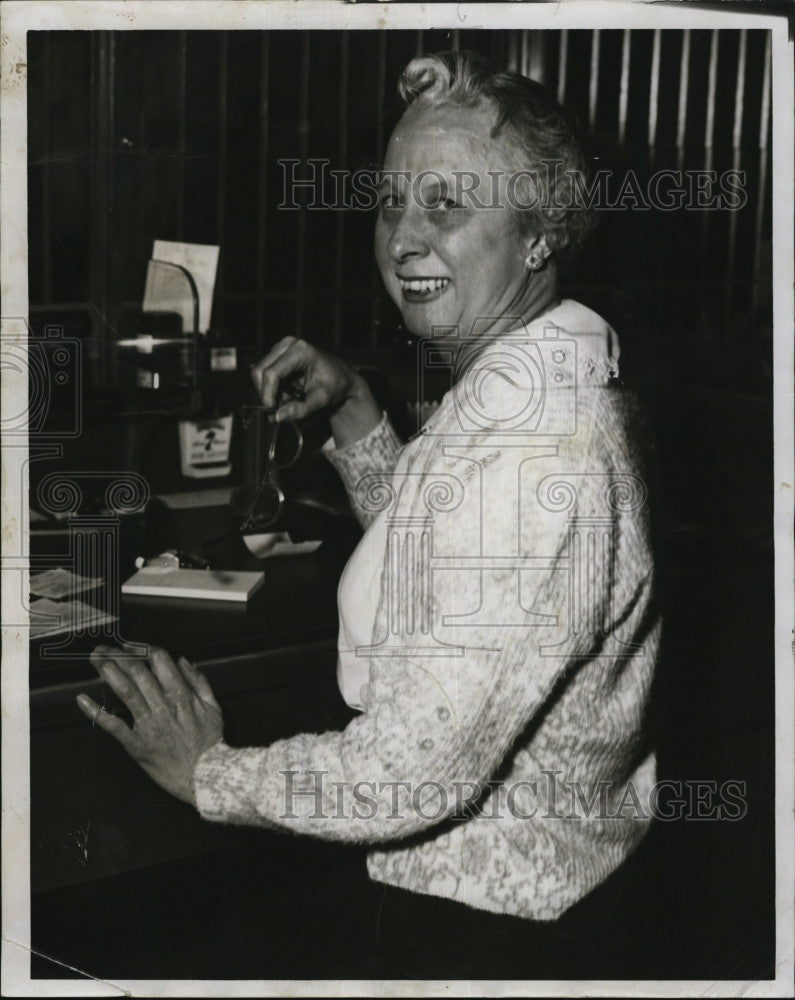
top-left (398, 276), bottom-right (452, 303)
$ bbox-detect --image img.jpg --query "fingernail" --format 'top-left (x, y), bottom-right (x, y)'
top-left (76, 694), bottom-right (94, 714)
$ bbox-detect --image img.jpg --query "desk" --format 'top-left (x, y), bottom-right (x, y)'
top-left (30, 504), bottom-right (361, 892)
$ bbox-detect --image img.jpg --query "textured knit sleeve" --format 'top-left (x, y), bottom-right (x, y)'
top-left (322, 411), bottom-right (403, 529)
top-left (194, 379), bottom-right (652, 843)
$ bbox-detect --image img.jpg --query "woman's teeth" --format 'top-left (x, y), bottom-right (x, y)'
top-left (399, 277), bottom-right (451, 293)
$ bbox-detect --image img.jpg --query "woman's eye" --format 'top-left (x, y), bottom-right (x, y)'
top-left (429, 197), bottom-right (463, 213)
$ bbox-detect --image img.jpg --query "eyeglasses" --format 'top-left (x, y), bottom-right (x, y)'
top-left (240, 418), bottom-right (304, 534)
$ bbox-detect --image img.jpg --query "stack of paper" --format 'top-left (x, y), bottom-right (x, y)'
top-left (121, 567), bottom-right (264, 602)
top-left (30, 597), bottom-right (118, 640)
top-left (30, 567), bottom-right (102, 599)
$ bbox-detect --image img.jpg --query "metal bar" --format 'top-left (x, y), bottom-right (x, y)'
top-left (648, 29), bottom-right (661, 150)
top-left (675, 30), bottom-right (690, 153)
top-left (759, 30), bottom-right (771, 151)
top-left (700, 145), bottom-right (714, 287)
top-left (451, 29), bottom-right (460, 54)
top-left (752, 145), bottom-right (769, 314)
top-left (255, 32), bottom-right (270, 354)
top-left (370, 32), bottom-right (388, 351)
top-left (725, 29), bottom-right (748, 327)
top-left (617, 29), bottom-right (631, 151)
top-left (752, 31), bottom-right (772, 318)
top-left (176, 31), bottom-right (187, 240)
top-left (295, 33), bottom-right (311, 339)
top-left (507, 33), bottom-right (519, 74)
top-left (588, 30), bottom-right (600, 133)
top-left (520, 30), bottom-right (529, 77)
top-left (216, 33), bottom-right (229, 301)
top-left (724, 147), bottom-right (742, 330)
top-left (701, 32), bottom-right (717, 317)
top-left (332, 32), bottom-right (349, 352)
top-left (732, 28), bottom-right (747, 150)
top-left (42, 34), bottom-right (52, 302)
top-left (415, 30), bottom-right (424, 58)
top-left (527, 32), bottom-right (545, 83)
top-left (557, 30), bottom-right (568, 105)
top-left (704, 29), bottom-right (719, 150)
top-left (88, 32), bottom-right (115, 388)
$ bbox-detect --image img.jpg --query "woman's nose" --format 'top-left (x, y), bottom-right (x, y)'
top-left (386, 206), bottom-right (429, 263)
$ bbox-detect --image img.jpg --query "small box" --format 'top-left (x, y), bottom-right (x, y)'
top-left (122, 567), bottom-right (264, 602)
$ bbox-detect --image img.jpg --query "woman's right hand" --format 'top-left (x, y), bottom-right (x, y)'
top-left (250, 337), bottom-right (382, 447)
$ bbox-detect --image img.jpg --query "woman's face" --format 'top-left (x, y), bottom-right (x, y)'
top-left (374, 99), bottom-right (540, 341)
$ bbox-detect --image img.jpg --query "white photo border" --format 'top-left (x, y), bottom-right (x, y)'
top-left (2, 2), bottom-right (793, 997)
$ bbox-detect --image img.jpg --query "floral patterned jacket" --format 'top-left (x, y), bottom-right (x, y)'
top-left (194, 300), bottom-right (661, 920)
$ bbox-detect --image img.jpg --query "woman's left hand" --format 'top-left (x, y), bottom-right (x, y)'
top-left (76, 644), bottom-right (224, 806)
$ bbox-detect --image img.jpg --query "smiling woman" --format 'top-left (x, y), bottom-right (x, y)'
top-left (78, 51), bottom-right (661, 978)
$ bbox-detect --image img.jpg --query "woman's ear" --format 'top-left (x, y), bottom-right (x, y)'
top-left (523, 234), bottom-right (552, 271)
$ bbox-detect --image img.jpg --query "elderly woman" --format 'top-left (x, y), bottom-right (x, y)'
top-left (78, 51), bottom-right (660, 976)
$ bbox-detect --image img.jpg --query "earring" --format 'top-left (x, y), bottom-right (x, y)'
top-left (525, 251), bottom-right (543, 271)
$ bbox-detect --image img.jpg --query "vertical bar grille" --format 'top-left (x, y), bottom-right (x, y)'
top-left (31, 28), bottom-right (775, 384)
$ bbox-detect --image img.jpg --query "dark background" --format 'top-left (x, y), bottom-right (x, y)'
top-left (27, 27), bottom-right (775, 981)
top-left (27, 28), bottom-right (773, 387)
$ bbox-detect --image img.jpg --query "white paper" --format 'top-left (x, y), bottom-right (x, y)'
top-left (142, 239), bottom-right (219, 333)
top-left (29, 597), bottom-right (118, 639)
top-left (243, 531), bottom-right (323, 559)
top-left (29, 567), bottom-right (103, 600)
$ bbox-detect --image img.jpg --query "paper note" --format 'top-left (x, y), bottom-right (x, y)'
top-left (30, 567), bottom-right (103, 600)
top-left (121, 568), bottom-right (264, 602)
top-left (243, 532), bottom-right (323, 559)
top-left (29, 597), bottom-right (118, 639)
top-left (143, 239), bottom-right (220, 333)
